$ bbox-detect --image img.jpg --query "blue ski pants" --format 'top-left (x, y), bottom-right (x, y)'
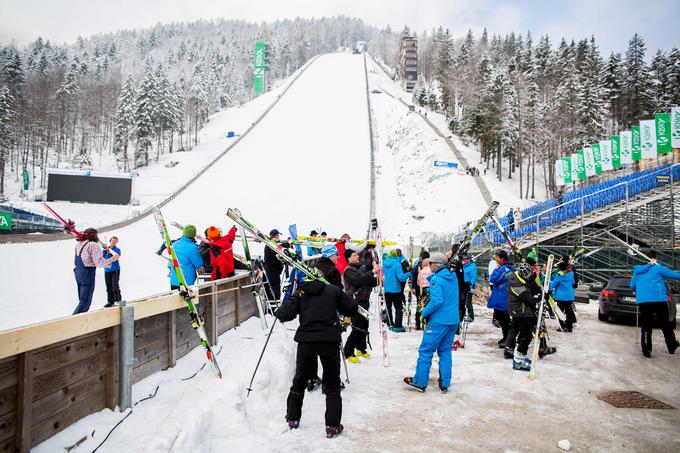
top-left (412, 324), bottom-right (458, 389)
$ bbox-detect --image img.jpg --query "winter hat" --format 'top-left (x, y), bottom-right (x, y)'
top-left (429, 252), bottom-right (448, 266)
top-left (269, 229), bottom-right (281, 237)
top-left (494, 249), bottom-right (509, 261)
top-left (344, 248), bottom-right (356, 261)
top-left (389, 249), bottom-right (398, 258)
top-left (207, 226), bottom-right (221, 241)
top-left (322, 244), bottom-right (338, 258)
top-left (183, 225), bottom-right (197, 239)
top-left (310, 230), bottom-right (318, 236)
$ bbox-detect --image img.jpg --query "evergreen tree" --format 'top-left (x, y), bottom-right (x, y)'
top-left (0, 87), bottom-right (15, 195)
top-left (603, 52), bottom-right (625, 129)
top-left (668, 48), bottom-right (680, 105)
top-left (650, 50), bottom-right (672, 112)
top-left (623, 33), bottom-right (654, 126)
top-left (579, 37), bottom-right (607, 142)
top-left (112, 74), bottom-right (137, 171)
top-left (135, 69), bottom-right (155, 167)
top-left (435, 29), bottom-right (454, 115)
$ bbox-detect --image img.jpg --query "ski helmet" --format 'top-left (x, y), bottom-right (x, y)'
top-left (322, 244), bottom-right (338, 258)
top-left (516, 262), bottom-right (533, 279)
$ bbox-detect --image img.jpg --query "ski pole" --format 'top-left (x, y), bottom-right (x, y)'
top-left (246, 317), bottom-right (278, 397)
top-left (340, 341), bottom-right (350, 384)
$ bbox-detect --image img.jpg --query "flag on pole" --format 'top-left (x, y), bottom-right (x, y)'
top-left (561, 157), bottom-right (572, 184)
top-left (591, 143), bottom-right (603, 174)
top-left (631, 125), bottom-right (642, 161)
top-left (611, 135), bottom-right (622, 168)
top-left (555, 160), bottom-right (565, 186)
top-left (599, 140), bottom-right (613, 171)
top-left (620, 131), bottom-right (633, 164)
top-left (640, 119), bottom-right (657, 159)
top-left (655, 113), bottom-right (672, 155)
top-left (584, 147), bottom-right (596, 177)
top-left (672, 106), bottom-right (680, 149)
top-left (571, 153), bottom-right (580, 180)
top-left (576, 150), bottom-right (587, 180)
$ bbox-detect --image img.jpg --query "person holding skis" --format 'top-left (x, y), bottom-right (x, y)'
top-left (383, 249), bottom-right (412, 332)
top-left (463, 255), bottom-right (477, 322)
top-left (73, 228), bottom-right (119, 314)
top-left (103, 236), bottom-right (122, 308)
top-left (403, 253), bottom-right (459, 393)
top-left (206, 225), bottom-right (238, 280)
top-left (630, 250), bottom-right (680, 358)
top-left (335, 233), bottom-right (351, 275)
top-left (166, 225), bottom-right (204, 290)
top-left (507, 262), bottom-right (540, 371)
top-left (488, 250), bottom-right (513, 347)
top-left (549, 260), bottom-right (576, 332)
top-left (343, 249), bottom-right (379, 363)
top-left (307, 230), bottom-right (321, 256)
top-left (416, 252), bottom-right (432, 330)
top-left (264, 229), bottom-right (285, 300)
top-left (275, 258), bottom-right (359, 438)
top-left (199, 228), bottom-right (214, 274)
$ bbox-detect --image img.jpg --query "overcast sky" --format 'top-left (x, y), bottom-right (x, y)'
top-left (1, 0), bottom-right (678, 56)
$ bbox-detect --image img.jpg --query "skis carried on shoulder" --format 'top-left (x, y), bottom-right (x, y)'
top-left (448, 201), bottom-right (500, 271)
top-left (152, 208), bottom-right (222, 379)
top-left (372, 221), bottom-right (390, 367)
top-left (405, 236), bottom-right (414, 332)
top-left (529, 254), bottom-right (555, 380)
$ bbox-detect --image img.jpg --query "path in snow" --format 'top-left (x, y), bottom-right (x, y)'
top-left (34, 301), bottom-right (680, 452)
top-left (0, 52), bottom-right (371, 330)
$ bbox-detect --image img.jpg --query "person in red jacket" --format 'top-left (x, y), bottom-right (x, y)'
top-left (207, 225), bottom-right (238, 280)
top-left (335, 233), bottom-right (351, 275)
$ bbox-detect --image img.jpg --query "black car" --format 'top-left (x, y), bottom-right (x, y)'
top-left (599, 275), bottom-right (678, 325)
top-left (598, 275), bottom-right (638, 321)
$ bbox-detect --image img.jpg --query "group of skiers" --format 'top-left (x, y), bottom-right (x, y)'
top-left (71, 228), bottom-right (122, 314)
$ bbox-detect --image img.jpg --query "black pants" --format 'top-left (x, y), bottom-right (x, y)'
top-left (556, 300), bottom-right (576, 331)
top-left (344, 300), bottom-right (369, 357)
top-left (466, 291), bottom-right (475, 321)
top-left (639, 302), bottom-right (677, 353)
top-left (264, 266), bottom-right (281, 301)
top-left (385, 292), bottom-right (403, 328)
top-left (493, 309), bottom-right (510, 343)
top-left (287, 342), bottom-right (342, 426)
top-left (104, 270), bottom-right (121, 304)
top-left (515, 316), bottom-right (536, 355)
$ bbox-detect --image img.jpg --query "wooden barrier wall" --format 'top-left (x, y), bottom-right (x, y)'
top-left (0, 272), bottom-right (259, 452)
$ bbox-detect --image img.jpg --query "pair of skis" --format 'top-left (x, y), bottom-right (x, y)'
top-left (405, 236), bottom-right (415, 332)
top-left (372, 221), bottom-right (390, 367)
top-left (529, 254), bottom-right (555, 380)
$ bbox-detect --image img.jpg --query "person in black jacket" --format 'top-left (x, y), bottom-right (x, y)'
top-left (264, 229), bottom-right (284, 300)
top-left (448, 244), bottom-right (467, 332)
top-left (343, 249), bottom-right (378, 362)
top-left (275, 263), bottom-right (359, 438)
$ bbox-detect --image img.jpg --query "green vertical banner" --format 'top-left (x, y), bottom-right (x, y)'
top-left (576, 150), bottom-right (587, 179)
top-left (631, 125), bottom-right (642, 161)
top-left (611, 136), bottom-right (621, 168)
top-left (620, 131), bottom-right (633, 164)
top-left (571, 153), bottom-right (581, 180)
top-left (672, 106), bottom-right (680, 148)
top-left (655, 113), bottom-right (672, 155)
top-left (591, 143), bottom-right (602, 174)
top-left (555, 160), bottom-right (565, 186)
top-left (253, 41), bottom-right (266, 96)
top-left (561, 157), bottom-right (572, 184)
top-left (0, 212), bottom-right (11, 231)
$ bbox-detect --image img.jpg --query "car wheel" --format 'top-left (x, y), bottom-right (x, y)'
top-left (598, 310), bottom-right (608, 322)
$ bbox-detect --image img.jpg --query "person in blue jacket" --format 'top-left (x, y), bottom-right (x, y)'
top-left (403, 253), bottom-right (459, 393)
top-left (382, 250), bottom-right (412, 332)
top-left (167, 225), bottom-right (204, 289)
top-left (488, 250), bottom-right (513, 347)
top-left (463, 256), bottom-right (477, 322)
top-left (103, 236), bottom-right (122, 307)
top-left (549, 261), bottom-right (576, 332)
top-left (630, 250), bottom-right (680, 357)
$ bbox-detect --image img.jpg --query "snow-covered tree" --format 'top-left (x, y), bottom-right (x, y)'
top-left (623, 33), bottom-right (654, 126)
top-left (112, 74), bottom-right (137, 171)
top-left (135, 69), bottom-right (155, 167)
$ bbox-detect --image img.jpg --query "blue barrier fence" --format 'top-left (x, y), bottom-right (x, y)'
top-left (455, 163), bottom-right (680, 248)
top-left (0, 205), bottom-right (61, 229)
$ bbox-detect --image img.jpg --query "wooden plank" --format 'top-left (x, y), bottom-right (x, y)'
top-left (0, 410), bottom-right (17, 445)
top-left (105, 326), bottom-right (119, 410)
top-left (175, 338), bottom-right (201, 361)
top-left (0, 436), bottom-right (15, 453)
top-left (167, 311), bottom-right (177, 368)
top-left (16, 352), bottom-right (33, 453)
top-left (31, 390), bottom-right (105, 447)
top-left (132, 293), bottom-right (185, 321)
top-left (216, 312), bottom-right (237, 336)
top-left (133, 337), bottom-right (168, 368)
top-left (132, 353), bottom-right (169, 383)
top-left (32, 352), bottom-right (106, 402)
top-left (0, 385), bottom-right (17, 417)
top-left (134, 320), bottom-right (168, 352)
top-left (31, 372), bottom-right (105, 425)
top-left (0, 358), bottom-right (17, 392)
top-left (0, 309), bottom-right (120, 360)
top-left (32, 331), bottom-right (107, 377)
top-left (235, 285), bottom-right (240, 326)
top-left (216, 294), bottom-right (236, 317)
top-left (206, 289), bottom-right (217, 346)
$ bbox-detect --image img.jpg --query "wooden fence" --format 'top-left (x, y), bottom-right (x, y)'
top-left (0, 272), bottom-right (260, 452)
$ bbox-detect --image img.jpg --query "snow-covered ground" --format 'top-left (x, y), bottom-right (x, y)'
top-left (0, 52), bottom-right (370, 330)
top-left (33, 301), bottom-right (680, 452)
top-left (367, 59), bottom-right (487, 242)
top-left (6, 61), bottom-right (311, 228)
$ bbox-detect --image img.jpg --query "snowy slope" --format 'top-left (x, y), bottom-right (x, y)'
top-left (7, 64), bottom-right (310, 228)
top-left (367, 58), bottom-right (487, 243)
top-left (0, 52), bottom-right (370, 330)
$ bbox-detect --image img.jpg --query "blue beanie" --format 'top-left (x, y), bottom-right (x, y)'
top-left (322, 244), bottom-right (338, 258)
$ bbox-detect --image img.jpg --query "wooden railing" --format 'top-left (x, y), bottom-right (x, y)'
top-left (0, 272), bottom-right (260, 452)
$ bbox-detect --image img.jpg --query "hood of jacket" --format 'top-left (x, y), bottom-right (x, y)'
top-left (633, 264), bottom-right (654, 276)
top-left (430, 266), bottom-right (456, 282)
top-left (298, 279), bottom-right (325, 296)
top-left (383, 256), bottom-right (400, 270)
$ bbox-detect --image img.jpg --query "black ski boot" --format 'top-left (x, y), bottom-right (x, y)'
top-left (504, 347), bottom-right (514, 359)
top-left (287, 419), bottom-right (300, 430)
top-left (668, 341), bottom-right (679, 354)
top-left (438, 378), bottom-right (448, 394)
top-left (403, 377), bottom-right (425, 392)
top-left (326, 424), bottom-right (344, 438)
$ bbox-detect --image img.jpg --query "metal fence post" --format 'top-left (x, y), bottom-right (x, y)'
top-left (580, 196), bottom-right (585, 242)
top-left (119, 300), bottom-right (134, 411)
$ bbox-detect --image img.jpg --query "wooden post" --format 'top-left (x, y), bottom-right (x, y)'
top-left (235, 282), bottom-right (241, 327)
top-left (118, 301), bottom-right (134, 411)
top-left (207, 284), bottom-right (218, 346)
top-left (16, 352), bottom-right (34, 453)
top-left (168, 310), bottom-right (177, 368)
top-left (105, 326), bottom-right (120, 409)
